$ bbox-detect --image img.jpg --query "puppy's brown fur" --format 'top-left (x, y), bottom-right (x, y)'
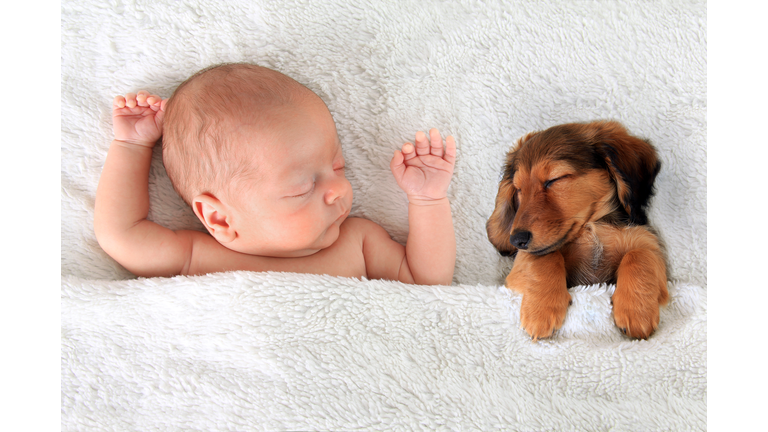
top-left (487, 120), bottom-right (668, 340)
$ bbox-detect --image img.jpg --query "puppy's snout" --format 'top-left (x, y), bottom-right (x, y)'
top-left (510, 231), bottom-right (532, 250)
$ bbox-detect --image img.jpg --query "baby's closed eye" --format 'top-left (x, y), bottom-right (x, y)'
top-left (288, 182), bottom-right (315, 198)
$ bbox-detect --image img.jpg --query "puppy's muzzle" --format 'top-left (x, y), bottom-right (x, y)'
top-left (510, 230), bottom-right (532, 250)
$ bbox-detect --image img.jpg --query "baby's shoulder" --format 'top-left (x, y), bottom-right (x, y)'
top-left (340, 216), bottom-right (388, 238)
top-left (340, 217), bottom-right (399, 256)
top-left (339, 216), bottom-right (405, 282)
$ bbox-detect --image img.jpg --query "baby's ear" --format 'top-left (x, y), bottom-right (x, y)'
top-left (192, 193), bottom-right (237, 244)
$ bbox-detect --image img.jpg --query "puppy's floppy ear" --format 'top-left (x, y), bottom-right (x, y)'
top-left (487, 151), bottom-right (520, 256)
top-left (591, 121), bottom-right (661, 225)
top-left (487, 178), bottom-right (518, 256)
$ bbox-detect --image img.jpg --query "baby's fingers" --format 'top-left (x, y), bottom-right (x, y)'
top-left (113, 95), bottom-right (126, 109)
top-left (444, 135), bottom-right (456, 166)
top-left (401, 142), bottom-right (417, 162)
top-left (123, 92), bottom-right (138, 108)
top-left (145, 94), bottom-right (165, 111)
top-left (136, 90), bottom-right (150, 107)
top-left (414, 130), bottom-right (430, 156)
top-left (429, 128), bottom-right (444, 158)
top-left (390, 149), bottom-right (406, 180)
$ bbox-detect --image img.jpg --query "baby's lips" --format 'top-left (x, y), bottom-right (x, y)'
top-left (335, 207), bottom-right (350, 223)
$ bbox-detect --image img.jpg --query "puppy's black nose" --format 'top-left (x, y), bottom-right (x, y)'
top-left (510, 231), bottom-right (532, 250)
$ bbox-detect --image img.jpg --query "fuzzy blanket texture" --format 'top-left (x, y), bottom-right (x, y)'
top-left (61, 0), bottom-right (707, 430)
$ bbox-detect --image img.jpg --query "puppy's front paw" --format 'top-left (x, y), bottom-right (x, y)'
top-left (612, 249), bottom-right (668, 339)
top-left (612, 288), bottom-right (661, 339)
top-left (520, 290), bottom-right (571, 341)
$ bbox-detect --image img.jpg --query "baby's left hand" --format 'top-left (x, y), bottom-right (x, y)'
top-left (390, 128), bottom-right (456, 202)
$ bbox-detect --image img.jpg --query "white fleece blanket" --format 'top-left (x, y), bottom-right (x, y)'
top-left (61, 0), bottom-right (707, 430)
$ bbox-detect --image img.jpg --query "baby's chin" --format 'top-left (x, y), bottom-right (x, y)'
top-left (255, 239), bottom-right (331, 257)
top-left (310, 221), bottom-right (344, 253)
top-left (228, 217), bottom-right (347, 258)
top-left (258, 231), bottom-right (343, 258)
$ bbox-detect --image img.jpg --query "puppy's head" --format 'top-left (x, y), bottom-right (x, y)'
top-left (486, 120), bottom-right (660, 256)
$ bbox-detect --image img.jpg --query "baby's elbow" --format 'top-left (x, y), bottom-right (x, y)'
top-left (94, 223), bottom-right (121, 262)
top-left (399, 258), bottom-right (454, 286)
top-left (92, 226), bottom-right (148, 277)
top-left (93, 213), bottom-right (124, 257)
top-left (411, 270), bottom-right (454, 287)
top-left (427, 265), bottom-right (455, 286)
top-left (94, 230), bottom-right (136, 274)
top-left (429, 273), bottom-right (454, 287)
top-left (439, 272), bottom-right (455, 286)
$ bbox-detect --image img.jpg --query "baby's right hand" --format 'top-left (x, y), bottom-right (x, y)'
top-left (112, 90), bottom-right (166, 148)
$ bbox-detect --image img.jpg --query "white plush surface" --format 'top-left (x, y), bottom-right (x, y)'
top-left (61, 0), bottom-right (706, 430)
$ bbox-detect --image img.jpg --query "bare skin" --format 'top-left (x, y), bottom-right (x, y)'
top-left (94, 90), bottom-right (456, 285)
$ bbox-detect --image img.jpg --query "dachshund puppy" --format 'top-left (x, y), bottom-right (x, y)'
top-left (487, 120), bottom-right (668, 340)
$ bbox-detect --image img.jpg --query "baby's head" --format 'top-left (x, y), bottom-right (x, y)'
top-left (163, 63), bottom-right (353, 257)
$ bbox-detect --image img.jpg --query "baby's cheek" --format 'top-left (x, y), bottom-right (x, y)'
top-left (282, 213), bottom-right (324, 246)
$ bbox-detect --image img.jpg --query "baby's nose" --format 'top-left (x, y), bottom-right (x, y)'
top-left (324, 176), bottom-right (351, 205)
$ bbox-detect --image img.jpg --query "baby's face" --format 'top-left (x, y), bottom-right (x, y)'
top-left (226, 98), bottom-right (353, 257)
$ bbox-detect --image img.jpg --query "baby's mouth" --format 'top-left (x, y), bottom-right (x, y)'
top-left (335, 208), bottom-right (350, 223)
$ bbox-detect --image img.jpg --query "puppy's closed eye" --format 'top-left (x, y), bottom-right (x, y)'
top-left (543, 175), bottom-right (570, 189)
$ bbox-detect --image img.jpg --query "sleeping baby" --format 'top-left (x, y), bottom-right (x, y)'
top-left (94, 63), bottom-right (456, 285)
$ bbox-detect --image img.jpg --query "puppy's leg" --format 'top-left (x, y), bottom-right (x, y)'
top-left (612, 246), bottom-right (669, 339)
top-left (506, 251), bottom-right (571, 340)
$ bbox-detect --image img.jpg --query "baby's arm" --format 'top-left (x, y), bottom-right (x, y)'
top-left (94, 91), bottom-right (197, 277)
top-left (384, 129), bottom-right (457, 285)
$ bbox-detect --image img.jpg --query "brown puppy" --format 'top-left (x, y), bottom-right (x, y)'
top-left (487, 120), bottom-right (668, 340)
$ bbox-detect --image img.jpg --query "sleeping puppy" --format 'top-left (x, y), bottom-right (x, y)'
top-left (486, 120), bottom-right (668, 340)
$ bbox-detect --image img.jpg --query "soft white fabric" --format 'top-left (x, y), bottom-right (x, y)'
top-left (61, 0), bottom-right (706, 430)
